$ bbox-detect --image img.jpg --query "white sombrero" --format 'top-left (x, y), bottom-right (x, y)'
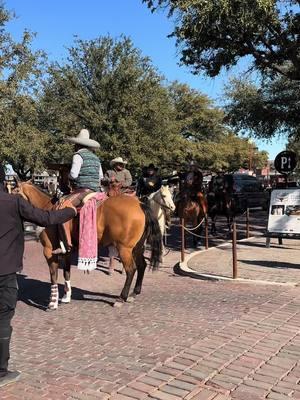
top-left (110, 157), bottom-right (128, 166)
top-left (67, 129), bottom-right (100, 148)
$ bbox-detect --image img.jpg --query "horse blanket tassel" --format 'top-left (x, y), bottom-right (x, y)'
top-left (77, 192), bottom-right (106, 272)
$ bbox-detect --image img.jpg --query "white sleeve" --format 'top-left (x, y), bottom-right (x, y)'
top-left (99, 164), bottom-right (104, 180)
top-left (69, 154), bottom-right (83, 179)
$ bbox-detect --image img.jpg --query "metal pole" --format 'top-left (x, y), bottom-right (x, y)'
top-left (205, 217), bottom-right (209, 250)
top-left (181, 217), bottom-right (185, 263)
top-left (232, 221), bottom-right (238, 279)
top-left (246, 208), bottom-right (250, 238)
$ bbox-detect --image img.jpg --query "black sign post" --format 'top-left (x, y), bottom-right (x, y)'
top-left (274, 151), bottom-right (297, 188)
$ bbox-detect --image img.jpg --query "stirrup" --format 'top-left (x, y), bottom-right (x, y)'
top-left (52, 240), bottom-right (68, 255)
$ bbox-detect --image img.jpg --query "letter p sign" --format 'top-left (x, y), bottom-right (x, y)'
top-left (281, 156), bottom-right (291, 170)
top-left (275, 151), bottom-right (297, 174)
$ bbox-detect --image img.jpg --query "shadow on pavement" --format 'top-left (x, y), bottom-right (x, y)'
top-left (239, 259), bottom-right (300, 270)
top-left (173, 263), bottom-right (220, 281)
top-left (239, 241), bottom-right (298, 250)
top-left (17, 274), bottom-right (120, 311)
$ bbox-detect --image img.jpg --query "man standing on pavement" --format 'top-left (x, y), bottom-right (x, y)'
top-left (0, 163), bottom-right (77, 388)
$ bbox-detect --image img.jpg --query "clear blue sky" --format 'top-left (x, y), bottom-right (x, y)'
top-left (5, 0), bottom-right (287, 159)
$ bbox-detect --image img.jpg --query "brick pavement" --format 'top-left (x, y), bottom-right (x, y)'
top-left (187, 236), bottom-right (300, 284)
top-left (0, 236), bottom-right (299, 399)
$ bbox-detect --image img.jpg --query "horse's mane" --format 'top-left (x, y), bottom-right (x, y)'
top-left (21, 182), bottom-right (53, 198)
top-left (21, 182), bottom-right (53, 200)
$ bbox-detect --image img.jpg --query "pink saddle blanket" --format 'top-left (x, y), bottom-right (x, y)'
top-left (77, 192), bottom-right (107, 271)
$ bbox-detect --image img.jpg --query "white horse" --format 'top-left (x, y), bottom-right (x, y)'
top-left (108, 185), bottom-right (175, 274)
top-left (147, 185), bottom-right (176, 250)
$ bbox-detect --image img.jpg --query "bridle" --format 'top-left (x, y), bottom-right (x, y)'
top-left (149, 189), bottom-right (174, 211)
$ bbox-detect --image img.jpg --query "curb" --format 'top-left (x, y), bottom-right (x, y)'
top-left (176, 236), bottom-right (297, 287)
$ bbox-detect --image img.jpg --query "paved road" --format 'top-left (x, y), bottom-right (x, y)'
top-left (1, 214), bottom-right (300, 400)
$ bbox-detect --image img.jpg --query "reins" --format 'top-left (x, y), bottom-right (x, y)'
top-left (149, 190), bottom-right (173, 211)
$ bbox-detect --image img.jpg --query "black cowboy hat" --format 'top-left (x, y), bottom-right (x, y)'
top-left (147, 163), bottom-right (158, 171)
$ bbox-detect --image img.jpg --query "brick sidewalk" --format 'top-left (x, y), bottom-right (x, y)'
top-left (188, 237), bottom-right (300, 284)
top-left (0, 240), bottom-right (299, 400)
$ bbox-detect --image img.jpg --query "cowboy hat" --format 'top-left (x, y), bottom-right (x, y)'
top-left (67, 129), bottom-right (100, 148)
top-left (147, 163), bottom-right (156, 170)
top-left (110, 157), bottom-right (128, 167)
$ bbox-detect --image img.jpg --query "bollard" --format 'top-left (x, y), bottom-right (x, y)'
top-left (181, 217), bottom-right (185, 263)
top-left (232, 221), bottom-right (238, 279)
top-left (246, 208), bottom-right (250, 239)
top-left (205, 217), bottom-right (209, 250)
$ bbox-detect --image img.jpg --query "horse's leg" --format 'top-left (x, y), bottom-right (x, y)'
top-left (159, 214), bottom-right (165, 261)
top-left (226, 204), bottom-right (233, 232)
top-left (211, 212), bottom-right (217, 236)
top-left (44, 251), bottom-right (59, 310)
top-left (115, 246), bottom-right (136, 305)
top-left (133, 246), bottom-right (147, 297)
top-left (108, 257), bottom-right (116, 275)
top-left (108, 246), bottom-right (118, 275)
top-left (61, 254), bottom-right (72, 304)
top-left (39, 228), bottom-right (60, 310)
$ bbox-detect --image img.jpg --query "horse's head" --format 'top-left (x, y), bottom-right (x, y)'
top-left (159, 185), bottom-right (176, 212)
top-left (12, 179), bottom-right (32, 201)
top-left (12, 179), bottom-right (54, 209)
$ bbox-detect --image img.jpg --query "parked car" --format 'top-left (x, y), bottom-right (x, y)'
top-left (224, 174), bottom-right (269, 212)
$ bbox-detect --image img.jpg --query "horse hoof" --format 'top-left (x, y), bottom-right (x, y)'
top-left (46, 306), bottom-right (57, 312)
top-left (113, 299), bottom-right (125, 308)
top-left (126, 296), bottom-right (135, 303)
top-left (60, 299), bottom-right (71, 304)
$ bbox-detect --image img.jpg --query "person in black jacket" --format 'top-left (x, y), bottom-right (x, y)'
top-left (0, 163), bottom-right (76, 388)
top-left (136, 164), bottom-right (162, 198)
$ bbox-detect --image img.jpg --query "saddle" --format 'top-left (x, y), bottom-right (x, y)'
top-left (53, 190), bottom-right (107, 254)
top-left (106, 182), bottom-right (136, 197)
top-left (59, 189), bottom-right (104, 211)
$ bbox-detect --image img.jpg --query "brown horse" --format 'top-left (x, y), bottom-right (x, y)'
top-left (177, 191), bottom-right (208, 247)
top-left (15, 182), bottom-right (162, 309)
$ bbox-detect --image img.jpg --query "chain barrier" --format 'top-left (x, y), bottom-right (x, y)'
top-left (179, 217), bottom-right (206, 238)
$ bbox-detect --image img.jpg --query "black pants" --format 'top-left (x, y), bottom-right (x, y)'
top-left (0, 273), bottom-right (18, 376)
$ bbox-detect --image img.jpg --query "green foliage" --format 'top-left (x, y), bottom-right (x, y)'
top-left (225, 77), bottom-right (300, 139)
top-left (0, 3), bottom-right (267, 176)
top-left (0, 4), bottom-right (47, 177)
top-left (194, 133), bottom-right (268, 171)
top-left (40, 36), bottom-right (182, 170)
top-left (144, 0), bottom-right (300, 80)
top-left (168, 81), bottom-right (225, 141)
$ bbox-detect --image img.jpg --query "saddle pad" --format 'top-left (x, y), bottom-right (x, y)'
top-left (61, 190), bottom-right (107, 210)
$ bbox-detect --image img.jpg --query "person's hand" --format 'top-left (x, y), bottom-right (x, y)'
top-left (62, 200), bottom-right (77, 216)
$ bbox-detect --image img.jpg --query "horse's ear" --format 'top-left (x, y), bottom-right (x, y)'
top-left (25, 179), bottom-right (32, 184)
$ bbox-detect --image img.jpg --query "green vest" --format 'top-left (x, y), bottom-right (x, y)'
top-left (73, 149), bottom-right (100, 191)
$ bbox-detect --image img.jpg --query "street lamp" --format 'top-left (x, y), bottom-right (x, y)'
top-left (248, 140), bottom-right (258, 174)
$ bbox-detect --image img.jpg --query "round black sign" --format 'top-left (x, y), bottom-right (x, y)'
top-left (274, 151), bottom-right (297, 174)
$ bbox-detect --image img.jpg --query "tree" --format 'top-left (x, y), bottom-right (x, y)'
top-left (194, 133), bottom-right (268, 171)
top-left (0, 4), bottom-right (47, 178)
top-left (224, 76), bottom-right (300, 139)
top-left (168, 82), bottom-right (225, 142)
top-left (40, 36), bottom-right (196, 172)
top-left (144, 0), bottom-right (300, 80)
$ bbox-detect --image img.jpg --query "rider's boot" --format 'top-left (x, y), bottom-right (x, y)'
top-left (52, 222), bottom-right (72, 255)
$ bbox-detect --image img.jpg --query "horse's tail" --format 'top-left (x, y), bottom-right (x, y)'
top-left (139, 202), bottom-right (162, 270)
